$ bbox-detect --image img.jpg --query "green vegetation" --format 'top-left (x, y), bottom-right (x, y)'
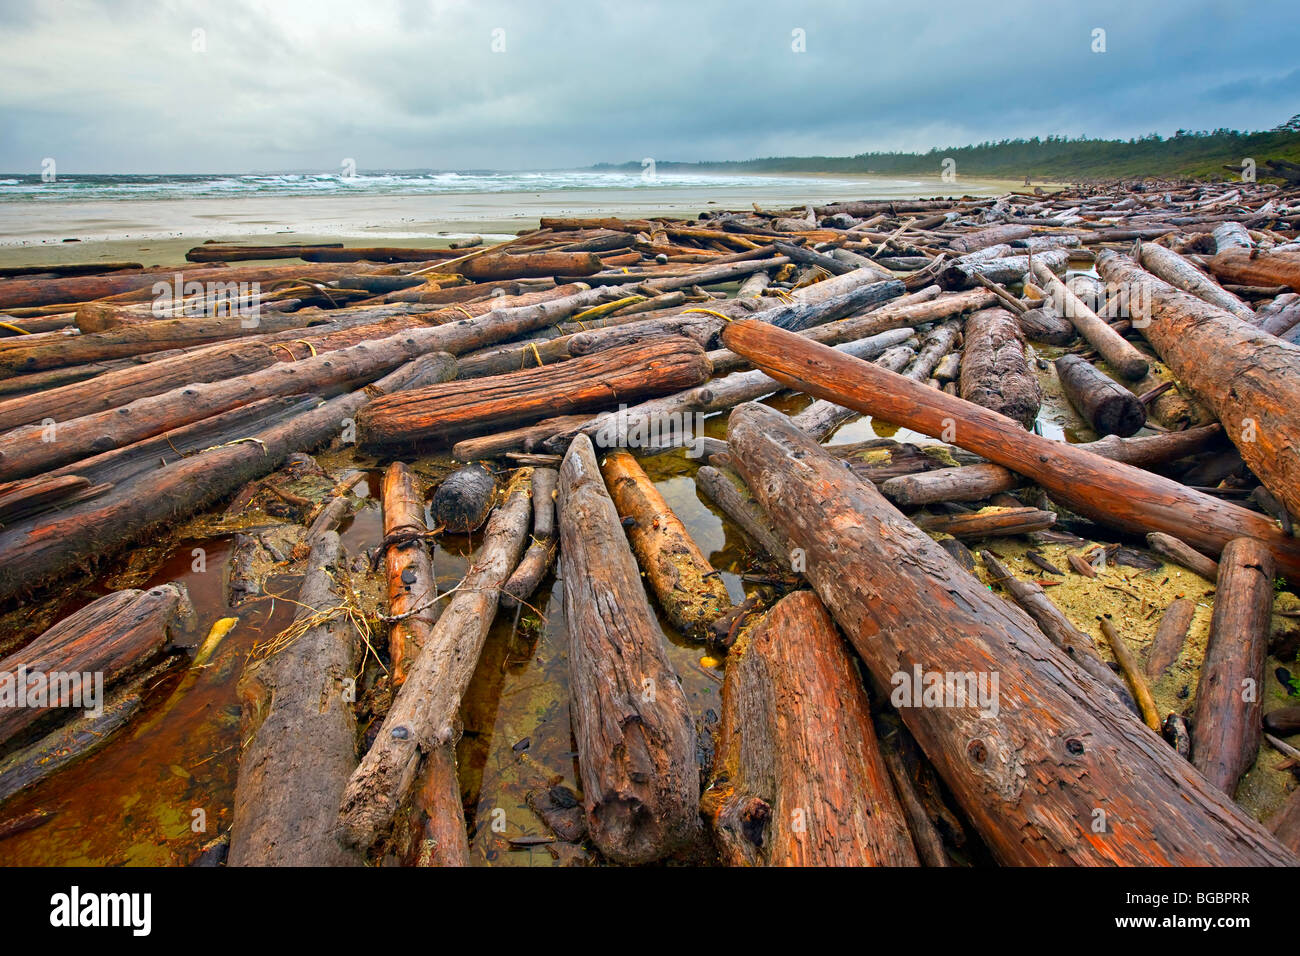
top-left (597, 116), bottom-right (1300, 182)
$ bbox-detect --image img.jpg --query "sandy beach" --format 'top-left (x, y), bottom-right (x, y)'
top-left (0, 173), bottom-right (1022, 269)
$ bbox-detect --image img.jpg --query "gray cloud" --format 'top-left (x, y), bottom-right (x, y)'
top-left (0, 0), bottom-right (1295, 173)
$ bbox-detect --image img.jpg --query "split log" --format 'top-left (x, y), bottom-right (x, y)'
top-left (1138, 242), bottom-right (1255, 322)
top-left (1054, 354), bottom-right (1146, 437)
top-left (357, 338), bottom-right (712, 450)
top-left (501, 467), bottom-right (559, 610)
top-left (601, 450), bottom-right (732, 636)
top-left (718, 320), bottom-right (1300, 580)
top-left (1096, 250), bottom-right (1300, 521)
top-left (337, 471), bottom-right (533, 852)
top-left (382, 463), bottom-right (439, 688)
top-left (0, 584), bottom-right (191, 747)
top-left (1146, 598), bottom-right (1195, 678)
top-left (701, 590), bottom-right (919, 866)
top-left (725, 400), bottom-right (1295, 865)
top-left (229, 532), bottom-right (362, 866)
top-left (1033, 260), bottom-right (1149, 380)
top-left (430, 464), bottom-right (497, 534)
top-left (1206, 247), bottom-right (1300, 294)
top-left (979, 551), bottom-right (1134, 709)
top-left (959, 308), bottom-right (1040, 427)
top-left (555, 435), bottom-right (699, 863)
top-left (1145, 532), bottom-right (1220, 580)
top-left (1191, 537), bottom-right (1275, 794)
top-left (0, 352), bottom-right (454, 601)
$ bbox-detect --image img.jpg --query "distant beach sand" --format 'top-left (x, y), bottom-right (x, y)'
top-left (0, 173), bottom-right (1026, 269)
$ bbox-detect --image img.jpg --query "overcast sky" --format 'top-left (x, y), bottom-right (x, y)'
top-left (1, 0), bottom-right (1296, 174)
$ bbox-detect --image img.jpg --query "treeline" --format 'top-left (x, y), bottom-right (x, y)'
top-left (596, 118), bottom-right (1300, 182)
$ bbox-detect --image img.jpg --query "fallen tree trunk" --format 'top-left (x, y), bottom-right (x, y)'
top-left (0, 584), bottom-right (191, 747)
top-left (1033, 260), bottom-right (1149, 380)
top-left (960, 308), bottom-right (1040, 427)
top-left (337, 471), bottom-right (533, 853)
top-left (601, 451), bottom-right (732, 636)
top-left (1138, 242), bottom-right (1256, 322)
top-left (357, 338), bottom-right (712, 450)
top-left (555, 435), bottom-right (699, 863)
top-left (719, 320), bottom-right (1300, 579)
top-left (725, 400), bottom-right (1295, 865)
top-left (1054, 354), bottom-right (1147, 437)
top-left (1096, 250), bottom-right (1300, 520)
top-left (229, 532), bottom-right (362, 866)
top-left (1191, 537), bottom-right (1275, 794)
top-left (701, 590), bottom-right (919, 866)
top-left (1207, 247), bottom-right (1300, 294)
top-left (382, 462), bottom-right (439, 688)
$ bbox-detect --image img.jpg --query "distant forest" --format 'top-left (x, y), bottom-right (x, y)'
top-left (596, 116), bottom-right (1300, 182)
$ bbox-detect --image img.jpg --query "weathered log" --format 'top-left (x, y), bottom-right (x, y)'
top-left (430, 464), bottom-right (497, 534)
top-left (1211, 222), bottom-right (1253, 254)
top-left (1015, 304), bottom-right (1076, 345)
top-left (0, 353), bottom-right (454, 601)
top-left (0, 333), bottom-right (459, 482)
top-left (696, 464), bottom-right (786, 561)
top-left (1145, 531), bottom-right (1220, 580)
top-left (979, 550), bottom-right (1134, 709)
top-left (0, 585), bottom-right (191, 747)
top-left (912, 506), bottom-right (1056, 538)
top-left (1263, 707), bottom-right (1300, 736)
top-left (701, 590), bottom-right (919, 866)
top-left (947, 225), bottom-right (1033, 254)
top-left (601, 450), bottom-right (732, 636)
top-left (357, 338), bottom-right (711, 450)
top-left (1146, 598), bottom-right (1195, 678)
top-left (904, 321), bottom-right (961, 381)
top-left (1206, 247), bottom-right (1300, 294)
top-left (725, 400), bottom-right (1295, 865)
top-left (959, 308), bottom-right (1040, 427)
top-left (229, 532), bottom-right (363, 866)
top-left (337, 470), bottom-right (533, 852)
top-left (942, 249), bottom-right (1067, 289)
top-left (382, 463), bottom-right (438, 688)
top-left (1033, 261), bottom-right (1149, 380)
top-left (718, 319), bottom-right (1300, 579)
top-left (1054, 354), bottom-right (1146, 437)
top-left (451, 415), bottom-right (592, 461)
top-left (1096, 250), bottom-right (1300, 521)
top-left (1138, 242), bottom-right (1255, 322)
top-left (556, 435), bottom-right (699, 863)
top-left (882, 462), bottom-right (1021, 507)
top-left (1191, 537), bottom-right (1275, 794)
top-left (501, 467), bottom-right (559, 610)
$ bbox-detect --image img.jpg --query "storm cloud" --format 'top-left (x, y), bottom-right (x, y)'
top-left (0, 0), bottom-right (1295, 173)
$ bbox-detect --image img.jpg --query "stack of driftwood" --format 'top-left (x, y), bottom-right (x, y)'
top-left (2, 177), bottom-right (1300, 867)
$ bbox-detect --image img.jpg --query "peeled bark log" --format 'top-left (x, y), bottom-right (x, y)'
top-left (556, 435), bottom-right (699, 863)
top-left (719, 319), bottom-right (1300, 579)
top-left (1191, 537), bottom-right (1275, 794)
top-left (358, 338), bottom-right (711, 450)
top-left (1207, 247), bottom-right (1300, 294)
top-left (1033, 260), bottom-right (1149, 380)
top-left (959, 308), bottom-right (1040, 427)
top-left (701, 590), bottom-right (919, 866)
top-left (337, 471), bottom-right (533, 852)
top-left (1096, 250), bottom-right (1300, 522)
top-left (229, 532), bottom-right (363, 866)
top-left (382, 462), bottom-right (438, 688)
top-left (1146, 598), bottom-right (1195, 678)
top-left (725, 400), bottom-right (1295, 865)
top-left (1054, 354), bottom-right (1147, 437)
top-left (0, 584), bottom-right (191, 747)
top-left (601, 450), bottom-right (732, 635)
top-left (1138, 242), bottom-right (1256, 322)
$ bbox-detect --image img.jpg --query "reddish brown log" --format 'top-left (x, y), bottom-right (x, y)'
top-left (382, 463), bottom-right (438, 688)
top-left (1207, 247), bottom-right (1300, 294)
top-left (1146, 598), bottom-right (1195, 678)
top-left (701, 591), bottom-right (919, 866)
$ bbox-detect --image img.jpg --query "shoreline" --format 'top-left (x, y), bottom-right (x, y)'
top-left (0, 173), bottom-right (1032, 269)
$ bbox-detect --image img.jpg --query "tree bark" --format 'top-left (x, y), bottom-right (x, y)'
top-left (960, 307), bottom-right (1041, 427)
top-left (1207, 247), bottom-right (1300, 294)
top-left (701, 590), bottom-right (919, 866)
top-left (556, 435), bottom-right (699, 863)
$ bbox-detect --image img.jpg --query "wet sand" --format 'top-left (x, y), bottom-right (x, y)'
top-left (0, 174), bottom-right (1026, 269)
